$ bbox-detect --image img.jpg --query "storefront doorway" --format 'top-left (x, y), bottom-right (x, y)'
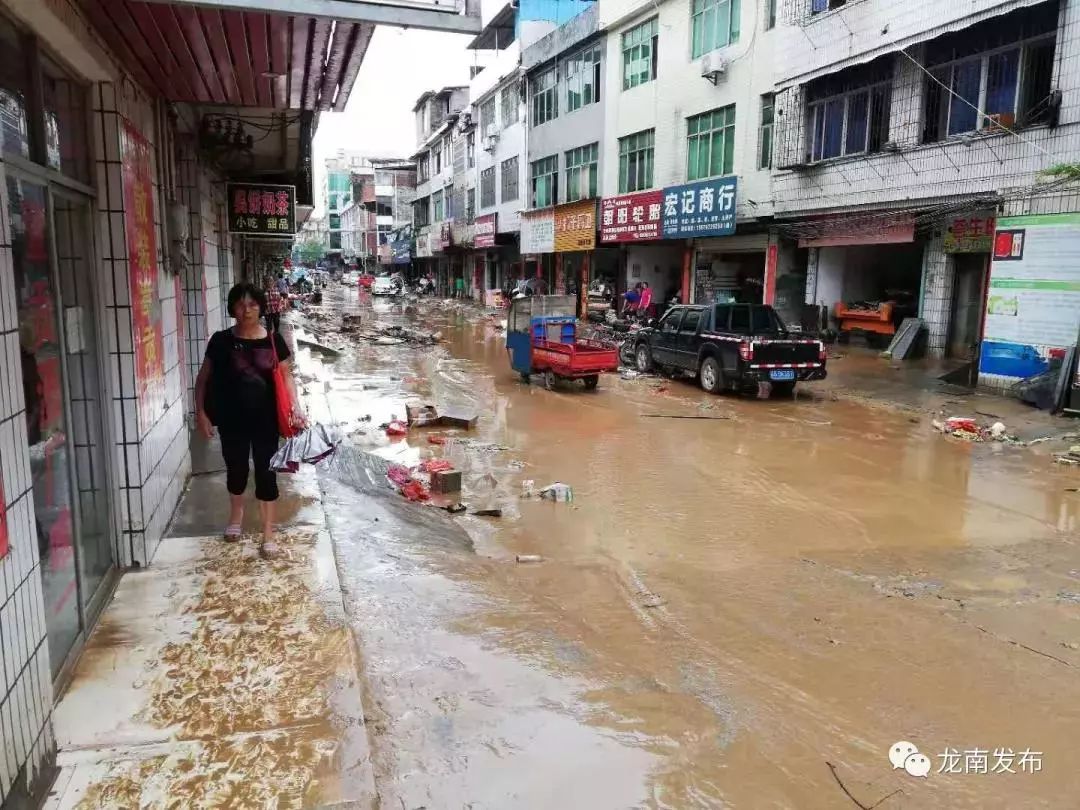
top-left (8, 172), bottom-right (115, 677)
top-left (948, 253), bottom-right (989, 361)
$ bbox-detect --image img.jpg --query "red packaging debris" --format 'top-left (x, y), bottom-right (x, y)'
top-left (387, 464), bottom-right (413, 488)
top-left (418, 459), bottom-right (454, 473)
top-left (428, 435), bottom-right (447, 446)
top-left (944, 417), bottom-right (978, 433)
top-left (385, 420), bottom-right (408, 436)
top-left (400, 480), bottom-right (430, 501)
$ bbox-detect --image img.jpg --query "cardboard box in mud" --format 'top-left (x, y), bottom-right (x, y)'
top-left (979, 213), bottom-right (1080, 390)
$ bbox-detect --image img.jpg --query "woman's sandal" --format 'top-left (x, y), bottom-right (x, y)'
top-left (259, 538), bottom-right (280, 559)
top-left (223, 524), bottom-right (242, 542)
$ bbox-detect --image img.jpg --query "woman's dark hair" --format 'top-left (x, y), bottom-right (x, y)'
top-left (227, 283), bottom-right (267, 319)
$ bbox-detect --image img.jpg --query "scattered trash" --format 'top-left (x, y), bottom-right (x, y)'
top-left (539, 482), bottom-right (574, 502)
top-left (269, 423), bottom-right (338, 473)
top-left (296, 336), bottom-right (343, 356)
top-left (441, 502), bottom-right (467, 514)
top-left (1061, 641), bottom-right (1080, 650)
top-left (386, 464), bottom-right (430, 501)
top-left (431, 469), bottom-right (463, 494)
top-left (1026, 436), bottom-right (1053, 446)
top-left (385, 420), bottom-right (408, 437)
top-left (521, 479), bottom-right (535, 498)
top-left (516, 554), bottom-right (544, 563)
top-left (418, 459), bottom-right (454, 474)
top-left (407, 404), bottom-right (441, 427)
top-left (1054, 446), bottom-right (1080, 465)
top-left (428, 435), bottom-right (447, 445)
top-left (641, 595), bottom-right (666, 609)
top-left (439, 408), bottom-right (479, 430)
top-left (932, 416), bottom-right (1021, 443)
top-left (472, 508), bottom-right (503, 517)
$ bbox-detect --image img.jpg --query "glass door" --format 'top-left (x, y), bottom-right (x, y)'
top-left (8, 173), bottom-right (81, 674)
top-left (8, 172), bottom-right (115, 676)
top-left (52, 192), bottom-right (112, 612)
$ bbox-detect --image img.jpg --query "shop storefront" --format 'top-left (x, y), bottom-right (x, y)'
top-left (801, 220), bottom-right (925, 347)
top-left (1, 12), bottom-right (118, 686)
top-left (693, 232), bottom-right (770, 305)
top-left (521, 207), bottom-right (555, 292)
top-left (599, 191), bottom-right (685, 312)
top-left (942, 211), bottom-right (994, 361)
top-left (552, 200), bottom-right (597, 310)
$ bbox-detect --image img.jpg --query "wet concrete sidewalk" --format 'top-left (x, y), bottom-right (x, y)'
top-left (44, 439), bottom-right (375, 809)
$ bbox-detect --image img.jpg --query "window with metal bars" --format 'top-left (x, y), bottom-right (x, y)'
top-left (466, 188), bottom-right (475, 222)
top-left (622, 18), bottom-right (657, 90)
top-left (501, 156), bottom-right (519, 202)
top-left (531, 155), bottom-right (559, 207)
top-left (618, 129), bottom-right (654, 193)
top-left (686, 106), bottom-right (735, 181)
top-left (759, 94), bottom-right (775, 169)
top-left (480, 167), bottom-right (496, 208)
top-left (691, 0), bottom-right (740, 59)
top-left (565, 143), bottom-right (598, 202)
top-left (531, 67), bottom-right (558, 125)
top-left (566, 45), bottom-right (601, 112)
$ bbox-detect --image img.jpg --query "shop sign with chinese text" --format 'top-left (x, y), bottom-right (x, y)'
top-left (521, 209), bottom-right (555, 254)
top-left (451, 219), bottom-right (474, 247)
top-left (553, 200), bottom-right (596, 252)
top-left (121, 120), bottom-right (165, 432)
top-left (944, 212), bottom-right (996, 253)
top-left (475, 214), bottom-right (497, 248)
top-left (438, 221), bottom-right (453, 250)
top-left (600, 191), bottom-right (663, 243)
top-left (391, 239), bottom-right (411, 264)
top-left (227, 183), bottom-right (296, 236)
top-left (660, 176), bottom-right (737, 239)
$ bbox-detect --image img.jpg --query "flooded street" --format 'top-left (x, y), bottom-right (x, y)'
top-left (301, 287), bottom-right (1080, 809)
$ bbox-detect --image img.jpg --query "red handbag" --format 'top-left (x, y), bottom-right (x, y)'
top-left (269, 335), bottom-right (298, 438)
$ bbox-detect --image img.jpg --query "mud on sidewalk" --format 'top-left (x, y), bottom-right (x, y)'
top-left (45, 459), bottom-right (375, 809)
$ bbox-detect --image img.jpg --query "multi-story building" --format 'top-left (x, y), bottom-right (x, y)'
top-left (470, 8), bottom-right (528, 297)
top-left (771, 0), bottom-right (1080, 386)
top-left (412, 86), bottom-right (470, 290)
top-left (324, 150), bottom-right (373, 260)
top-left (371, 159), bottom-right (419, 267)
top-left (522, 3), bottom-right (612, 296)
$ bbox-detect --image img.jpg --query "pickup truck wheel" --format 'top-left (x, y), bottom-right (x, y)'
top-left (772, 381), bottom-right (796, 398)
top-left (699, 357), bottom-right (723, 394)
top-left (583, 375), bottom-right (600, 390)
top-left (635, 344), bottom-right (653, 373)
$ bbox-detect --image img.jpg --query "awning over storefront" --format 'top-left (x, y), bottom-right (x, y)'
top-left (86, 1), bottom-right (376, 111)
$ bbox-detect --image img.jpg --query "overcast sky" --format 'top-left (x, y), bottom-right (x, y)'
top-left (311, 27), bottom-right (482, 214)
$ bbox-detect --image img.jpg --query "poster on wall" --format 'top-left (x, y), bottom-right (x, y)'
top-left (121, 120), bottom-right (166, 433)
top-left (944, 211), bottom-right (996, 254)
top-left (521, 209), bottom-right (555, 254)
top-left (980, 213), bottom-right (1080, 382)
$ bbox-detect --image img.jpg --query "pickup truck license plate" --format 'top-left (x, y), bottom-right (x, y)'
top-left (769, 369), bottom-right (796, 381)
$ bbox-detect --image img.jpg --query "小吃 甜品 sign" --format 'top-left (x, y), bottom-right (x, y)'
top-left (227, 183), bottom-right (296, 236)
top-left (660, 177), bottom-right (737, 239)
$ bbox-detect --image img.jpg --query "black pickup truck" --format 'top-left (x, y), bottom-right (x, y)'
top-left (632, 303), bottom-right (827, 395)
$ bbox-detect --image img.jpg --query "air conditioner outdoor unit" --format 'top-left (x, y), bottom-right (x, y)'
top-left (701, 53), bottom-right (728, 85)
top-left (483, 134), bottom-right (499, 152)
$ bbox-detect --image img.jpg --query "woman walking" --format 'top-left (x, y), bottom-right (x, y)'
top-left (194, 283), bottom-right (304, 557)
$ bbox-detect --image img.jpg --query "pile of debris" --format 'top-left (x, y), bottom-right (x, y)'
top-left (1054, 446), bottom-right (1080, 465)
top-left (931, 416), bottom-right (1020, 443)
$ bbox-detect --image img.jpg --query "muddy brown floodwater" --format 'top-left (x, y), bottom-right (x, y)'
top-left (299, 288), bottom-right (1080, 810)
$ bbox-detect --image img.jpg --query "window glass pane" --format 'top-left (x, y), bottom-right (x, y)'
top-left (43, 56), bottom-right (90, 183)
top-left (949, 60), bottom-right (982, 135)
top-left (722, 125), bottom-right (735, 173)
top-left (730, 305), bottom-right (750, 333)
top-left (986, 49), bottom-right (1020, 118)
top-left (846, 91), bottom-right (868, 154)
top-left (681, 310), bottom-right (701, 333)
top-left (821, 98), bottom-right (844, 158)
top-left (0, 16), bottom-right (29, 160)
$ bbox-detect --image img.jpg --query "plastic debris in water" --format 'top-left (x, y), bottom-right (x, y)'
top-left (539, 483), bottom-right (573, 502)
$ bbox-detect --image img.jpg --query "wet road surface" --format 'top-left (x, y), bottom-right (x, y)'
top-left (300, 288), bottom-right (1080, 809)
